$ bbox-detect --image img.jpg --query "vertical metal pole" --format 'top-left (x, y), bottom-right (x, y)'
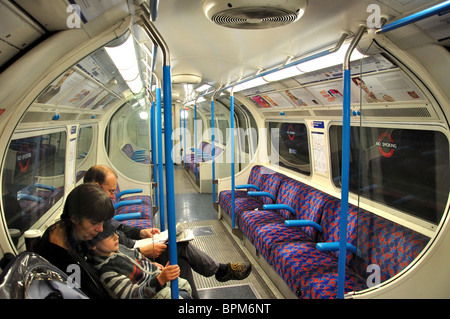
top-left (211, 98), bottom-right (216, 202)
top-left (194, 102), bottom-right (198, 169)
top-left (150, 100), bottom-right (158, 207)
top-left (183, 107), bottom-right (186, 165)
top-left (230, 93), bottom-right (236, 228)
top-left (139, 3), bottom-right (178, 299)
top-left (337, 25), bottom-right (366, 299)
top-left (156, 87), bottom-right (165, 231)
top-left (162, 64), bottom-right (178, 298)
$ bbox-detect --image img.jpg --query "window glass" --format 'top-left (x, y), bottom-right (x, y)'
top-left (76, 125), bottom-right (97, 183)
top-left (2, 130), bottom-right (66, 239)
top-left (330, 125), bottom-right (449, 224)
top-left (268, 122), bottom-right (311, 175)
top-left (107, 103), bottom-right (152, 182)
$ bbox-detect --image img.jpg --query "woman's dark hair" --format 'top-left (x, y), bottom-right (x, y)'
top-left (59, 183), bottom-right (114, 249)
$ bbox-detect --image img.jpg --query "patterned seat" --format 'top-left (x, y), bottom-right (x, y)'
top-left (219, 165), bottom-right (263, 214)
top-left (224, 169), bottom-right (430, 299)
top-left (120, 217), bottom-right (154, 229)
top-left (240, 179), bottom-right (333, 259)
top-left (112, 185), bottom-right (154, 227)
top-left (353, 208), bottom-right (430, 284)
top-left (113, 186), bottom-right (152, 208)
top-left (121, 144), bottom-right (150, 164)
top-left (219, 166), bottom-right (285, 224)
top-left (269, 197), bottom-right (362, 298)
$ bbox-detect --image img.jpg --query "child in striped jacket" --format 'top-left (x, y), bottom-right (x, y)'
top-left (88, 219), bottom-right (192, 299)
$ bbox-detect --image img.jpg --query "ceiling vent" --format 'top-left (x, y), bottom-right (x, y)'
top-left (202, 0), bottom-right (307, 29)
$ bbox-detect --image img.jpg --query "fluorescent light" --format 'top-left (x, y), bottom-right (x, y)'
top-left (195, 84), bottom-right (212, 92)
top-left (139, 111), bottom-right (148, 120)
top-left (262, 66), bottom-right (303, 82)
top-left (297, 42), bottom-right (366, 73)
top-left (180, 109), bottom-right (189, 119)
top-left (105, 36), bottom-right (143, 94)
top-left (127, 77), bottom-right (144, 94)
top-left (230, 77), bottom-right (268, 92)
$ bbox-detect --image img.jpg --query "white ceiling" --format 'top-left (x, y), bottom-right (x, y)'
top-left (1, 0), bottom-right (447, 102)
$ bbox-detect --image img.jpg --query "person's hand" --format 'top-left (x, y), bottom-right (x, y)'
top-left (138, 242), bottom-right (167, 258)
top-left (140, 228), bottom-right (161, 239)
top-left (157, 262), bottom-right (180, 286)
top-left (152, 262), bottom-right (164, 270)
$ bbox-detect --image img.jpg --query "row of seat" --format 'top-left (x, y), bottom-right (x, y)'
top-left (121, 143), bottom-right (151, 164)
top-left (77, 170), bottom-right (155, 229)
top-left (219, 165), bottom-right (430, 298)
top-left (184, 141), bottom-right (223, 181)
top-left (112, 184), bottom-right (155, 229)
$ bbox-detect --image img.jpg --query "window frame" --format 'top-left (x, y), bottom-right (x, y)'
top-left (328, 121), bottom-right (450, 231)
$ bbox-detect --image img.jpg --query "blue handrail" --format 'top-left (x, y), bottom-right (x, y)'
top-left (316, 242), bottom-right (362, 258)
top-left (379, 1), bottom-right (450, 33)
top-left (235, 184), bottom-right (260, 191)
top-left (247, 191), bottom-right (276, 202)
top-left (194, 103), bottom-right (198, 165)
top-left (163, 64), bottom-right (178, 298)
top-left (230, 95), bottom-right (236, 228)
top-left (116, 188), bottom-right (143, 199)
top-left (263, 204), bottom-right (296, 215)
top-left (113, 199), bottom-right (142, 209)
top-left (211, 99), bottom-right (216, 203)
top-left (156, 87), bottom-right (165, 232)
top-left (183, 107), bottom-right (186, 166)
top-left (114, 212), bottom-right (142, 221)
top-left (150, 101), bottom-right (158, 207)
top-left (285, 219), bottom-right (323, 233)
top-left (336, 25), bottom-right (366, 299)
top-left (139, 2), bottom-right (178, 299)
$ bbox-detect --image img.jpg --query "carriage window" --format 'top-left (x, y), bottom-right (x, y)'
top-left (2, 130), bottom-right (66, 241)
top-left (330, 125), bottom-right (449, 225)
top-left (76, 125), bottom-right (97, 183)
top-left (267, 122), bottom-right (311, 175)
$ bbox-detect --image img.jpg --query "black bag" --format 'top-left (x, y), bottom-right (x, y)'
top-left (0, 252), bottom-right (89, 299)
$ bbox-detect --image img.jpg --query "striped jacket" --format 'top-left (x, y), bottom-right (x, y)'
top-left (90, 244), bottom-right (192, 299)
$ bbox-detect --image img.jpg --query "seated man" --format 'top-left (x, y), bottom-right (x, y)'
top-left (84, 165), bottom-right (251, 299)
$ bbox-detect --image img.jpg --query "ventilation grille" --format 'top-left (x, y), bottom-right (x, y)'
top-left (362, 107), bottom-right (431, 118)
top-left (211, 7), bottom-right (299, 29)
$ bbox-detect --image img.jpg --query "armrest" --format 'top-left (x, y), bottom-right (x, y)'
top-left (263, 204), bottom-right (296, 215)
top-left (114, 199), bottom-right (143, 209)
top-left (114, 212), bottom-right (142, 221)
top-left (285, 219), bottom-right (322, 232)
top-left (235, 184), bottom-right (260, 191)
top-left (116, 188), bottom-right (143, 199)
top-left (247, 191), bottom-right (276, 201)
top-left (17, 194), bottom-right (43, 202)
top-left (316, 242), bottom-right (362, 258)
top-left (33, 183), bottom-right (57, 191)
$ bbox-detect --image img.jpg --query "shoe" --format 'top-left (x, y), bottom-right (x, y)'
top-left (215, 263), bottom-right (252, 282)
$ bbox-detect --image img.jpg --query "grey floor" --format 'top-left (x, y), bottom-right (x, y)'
top-left (153, 165), bottom-right (280, 299)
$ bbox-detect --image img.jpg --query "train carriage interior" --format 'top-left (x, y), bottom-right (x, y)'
top-left (0, 0), bottom-right (449, 302)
